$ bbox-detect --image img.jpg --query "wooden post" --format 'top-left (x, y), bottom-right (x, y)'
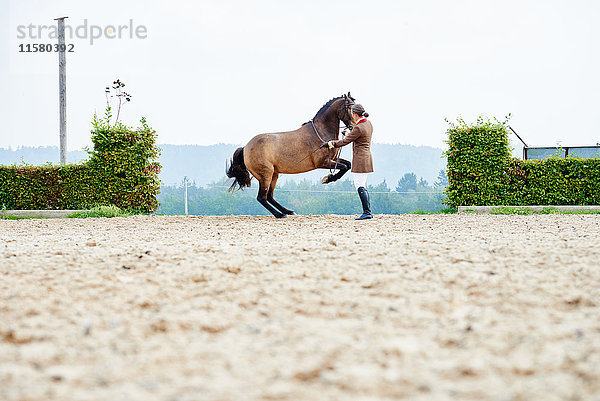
top-left (184, 177), bottom-right (188, 215)
top-left (54, 17), bottom-right (68, 164)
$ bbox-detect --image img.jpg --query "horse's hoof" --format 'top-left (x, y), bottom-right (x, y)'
top-left (285, 210), bottom-right (295, 215)
top-left (321, 175), bottom-right (333, 184)
top-left (276, 213), bottom-right (287, 219)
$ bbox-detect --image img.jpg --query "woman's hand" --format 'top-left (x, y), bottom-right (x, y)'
top-left (327, 141), bottom-right (335, 149)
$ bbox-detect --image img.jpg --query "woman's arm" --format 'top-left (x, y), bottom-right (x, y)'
top-left (331, 125), bottom-right (363, 148)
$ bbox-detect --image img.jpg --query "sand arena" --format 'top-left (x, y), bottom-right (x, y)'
top-left (1, 214), bottom-right (599, 400)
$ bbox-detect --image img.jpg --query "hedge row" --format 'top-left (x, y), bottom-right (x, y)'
top-left (445, 117), bottom-right (600, 207)
top-left (0, 115), bottom-right (161, 213)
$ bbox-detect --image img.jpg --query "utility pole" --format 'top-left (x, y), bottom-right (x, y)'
top-left (54, 16), bottom-right (68, 164)
top-left (184, 176), bottom-right (188, 215)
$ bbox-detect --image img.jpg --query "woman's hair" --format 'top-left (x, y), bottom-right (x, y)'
top-left (351, 104), bottom-right (369, 118)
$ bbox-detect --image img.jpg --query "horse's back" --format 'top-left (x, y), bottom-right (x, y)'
top-left (244, 126), bottom-right (316, 174)
top-left (244, 132), bottom-right (279, 163)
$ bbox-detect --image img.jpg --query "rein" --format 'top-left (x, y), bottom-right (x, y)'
top-left (310, 120), bottom-right (328, 145)
top-left (293, 138), bottom-right (327, 166)
top-left (291, 123), bottom-right (349, 172)
top-left (309, 120), bottom-right (350, 174)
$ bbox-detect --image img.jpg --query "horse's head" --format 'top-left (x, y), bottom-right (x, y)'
top-left (338, 92), bottom-right (355, 128)
top-left (310, 92), bottom-right (356, 131)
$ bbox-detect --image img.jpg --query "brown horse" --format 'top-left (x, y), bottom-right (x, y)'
top-left (226, 93), bottom-right (355, 218)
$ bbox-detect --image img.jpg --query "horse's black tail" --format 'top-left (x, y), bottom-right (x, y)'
top-left (226, 147), bottom-right (252, 192)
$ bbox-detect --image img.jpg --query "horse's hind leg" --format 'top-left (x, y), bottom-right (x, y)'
top-left (321, 158), bottom-right (351, 184)
top-left (256, 173), bottom-right (286, 219)
top-left (267, 173), bottom-right (294, 215)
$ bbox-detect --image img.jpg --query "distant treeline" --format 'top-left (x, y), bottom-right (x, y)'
top-left (158, 143), bottom-right (446, 187)
top-left (157, 173), bottom-right (449, 215)
top-left (0, 146), bottom-right (88, 165)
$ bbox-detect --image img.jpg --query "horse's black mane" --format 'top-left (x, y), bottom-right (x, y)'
top-left (315, 96), bottom-right (343, 117)
top-left (302, 96), bottom-right (344, 126)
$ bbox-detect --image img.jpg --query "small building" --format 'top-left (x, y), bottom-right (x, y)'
top-left (524, 146), bottom-right (600, 160)
top-left (509, 126), bottom-right (600, 160)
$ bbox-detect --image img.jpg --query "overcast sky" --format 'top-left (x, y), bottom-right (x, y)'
top-left (1, 0), bottom-right (599, 154)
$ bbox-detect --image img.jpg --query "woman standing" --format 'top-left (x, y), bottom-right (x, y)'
top-left (328, 104), bottom-right (374, 220)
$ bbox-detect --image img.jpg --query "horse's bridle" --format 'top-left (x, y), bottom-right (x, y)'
top-left (326, 97), bottom-right (355, 173)
top-left (342, 97), bottom-right (355, 132)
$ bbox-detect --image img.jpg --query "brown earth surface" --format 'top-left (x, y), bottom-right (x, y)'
top-left (1, 214), bottom-right (599, 401)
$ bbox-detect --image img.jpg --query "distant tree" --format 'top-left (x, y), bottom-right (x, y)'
top-left (370, 179), bottom-right (391, 192)
top-left (418, 177), bottom-right (428, 188)
top-left (434, 169), bottom-right (449, 188)
top-left (295, 178), bottom-right (313, 190)
top-left (396, 173), bottom-right (417, 192)
top-left (332, 178), bottom-right (355, 192)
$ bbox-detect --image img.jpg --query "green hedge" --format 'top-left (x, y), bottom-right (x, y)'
top-left (445, 117), bottom-right (600, 207)
top-left (0, 115), bottom-right (161, 213)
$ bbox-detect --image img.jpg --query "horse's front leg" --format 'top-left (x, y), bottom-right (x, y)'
top-left (320, 158), bottom-right (351, 184)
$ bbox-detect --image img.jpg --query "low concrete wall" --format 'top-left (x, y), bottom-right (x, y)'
top-left (458, 205), bottom-right (600, 214)
top-left (1, 210), bottom-right (87, 218)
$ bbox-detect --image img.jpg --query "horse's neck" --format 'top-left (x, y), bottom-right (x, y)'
top-left (313, 111), bottom-right (339, 141)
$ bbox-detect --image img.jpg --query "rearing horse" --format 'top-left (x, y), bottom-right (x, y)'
top-left (226, 93), bottom-right (355, 218)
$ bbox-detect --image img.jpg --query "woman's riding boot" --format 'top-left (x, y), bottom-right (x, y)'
top-left (356, 186), bottom-right (373, 220)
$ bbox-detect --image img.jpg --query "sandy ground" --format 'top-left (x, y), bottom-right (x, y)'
top-left (1, 214), bottom-right (599, 401)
